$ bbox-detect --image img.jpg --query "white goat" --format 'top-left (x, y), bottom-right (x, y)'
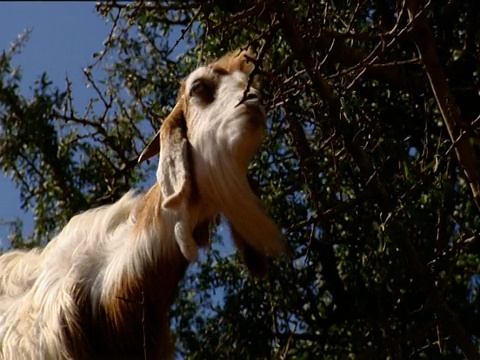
top-left (0, 49), bottom-right (284, 359)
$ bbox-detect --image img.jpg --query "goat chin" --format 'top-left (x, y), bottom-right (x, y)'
top-left (0, 48), bottom-right (284, 359)
top-left (192, 153), bottom-right (284, 256)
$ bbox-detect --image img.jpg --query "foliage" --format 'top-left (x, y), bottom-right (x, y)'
top-left (1, 0), bottom-right (480, 358)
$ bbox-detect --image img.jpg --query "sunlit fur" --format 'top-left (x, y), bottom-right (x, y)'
top-left (0, 49), bottom-right (283, 359)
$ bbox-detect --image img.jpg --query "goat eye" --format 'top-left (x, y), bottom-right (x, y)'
top-left (189, 79), bottom-right (215, 103)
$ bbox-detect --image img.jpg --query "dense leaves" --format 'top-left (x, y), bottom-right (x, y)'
top-left (1, 0), bottom-right (480, 358)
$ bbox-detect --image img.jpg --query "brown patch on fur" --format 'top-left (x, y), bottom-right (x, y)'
top-left (65, 276), bottom-right (180, 359)
top-left (213, 48), bottom-right (256, 75)
top-left (132, 184), bottom-right (162, 236)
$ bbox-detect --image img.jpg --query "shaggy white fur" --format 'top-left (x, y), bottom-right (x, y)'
top-left (1, 193), bottom-right (137, 359)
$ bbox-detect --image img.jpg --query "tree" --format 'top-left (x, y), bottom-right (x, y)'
top-left (1, 0), bottom-right (480, 358)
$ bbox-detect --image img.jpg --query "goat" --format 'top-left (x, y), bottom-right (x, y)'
top-left (0, 49), bottom-right (284, 359)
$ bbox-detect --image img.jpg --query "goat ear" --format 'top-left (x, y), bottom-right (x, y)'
top-left (157, 103), bottom-right (190, 209)
top-left (138, 103), bottom-right (190, 209)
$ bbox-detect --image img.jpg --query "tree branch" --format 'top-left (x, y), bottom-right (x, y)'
top-left (407, 0), bottom-right (480, 211)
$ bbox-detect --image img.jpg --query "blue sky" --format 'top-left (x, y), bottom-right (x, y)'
top-left (0, 2), bottom-right (111, 248)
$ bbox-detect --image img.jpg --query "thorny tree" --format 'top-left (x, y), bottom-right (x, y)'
top-left (1, 1), bottom-right (480, 358)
